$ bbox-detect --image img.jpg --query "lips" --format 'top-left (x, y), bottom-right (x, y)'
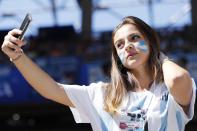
top-left (127, 52), bottom-right (137, 58)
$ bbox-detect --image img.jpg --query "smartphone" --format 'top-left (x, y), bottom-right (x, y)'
top-left (18, 13), bottom-right (32, 40)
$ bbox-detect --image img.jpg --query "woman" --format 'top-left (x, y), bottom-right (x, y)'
top-left (1, 16), bottom-right (196, 131)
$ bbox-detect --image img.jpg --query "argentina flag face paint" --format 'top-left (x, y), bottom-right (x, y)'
top-left (117, 40), bottom-right (148, 65)
top-left (117, 40), bottom-right (149, 66)
top-left (135, 40), bottom-right (148, 53)
top-left (118, 50), bottom-right (126, 65)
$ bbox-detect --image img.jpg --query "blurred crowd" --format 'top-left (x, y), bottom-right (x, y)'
top-left (0, 25), bottom-right (196, 82)
top-left (0, 24), bottom-right (197, 131)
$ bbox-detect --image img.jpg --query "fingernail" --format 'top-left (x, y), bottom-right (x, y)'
top-left (20, 49), bottom-right (23, 53)
top-left (19, 30), bottom-right (22, 34)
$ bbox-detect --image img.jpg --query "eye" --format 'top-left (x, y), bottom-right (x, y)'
top-left (129, 34), bottom-right (141, 42)
top-left (115, 41), bottom-right (124, 49)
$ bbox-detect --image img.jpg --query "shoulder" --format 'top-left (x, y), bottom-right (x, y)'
top-left (87, 81), bottom-right (109, 97)
top-left (89, 81), bottom-right (108, 88)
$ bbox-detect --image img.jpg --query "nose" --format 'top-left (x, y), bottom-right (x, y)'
top-left (125, 43), bottom-right (134, 52)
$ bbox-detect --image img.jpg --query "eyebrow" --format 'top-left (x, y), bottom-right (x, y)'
top-left (127, 33), bottom-right (141, 38)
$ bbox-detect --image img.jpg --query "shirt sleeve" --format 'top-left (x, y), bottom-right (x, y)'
top-left (59, 82), bottom-right (104, 123)
top-left (168, 78), bottom-right (196, 124)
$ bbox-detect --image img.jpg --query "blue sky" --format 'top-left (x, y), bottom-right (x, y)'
top-left (0, 0), bottom-right (191, 36)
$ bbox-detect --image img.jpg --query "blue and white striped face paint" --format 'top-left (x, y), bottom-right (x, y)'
top-left (119, 51), bottom-right (126, 64)
top-left (117, 40), bottom-right (148, 65)
top-left (135, 40), bottom-right (148, 53)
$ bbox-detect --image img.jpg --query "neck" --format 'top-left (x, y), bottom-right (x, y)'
top-left (130, 64), bottom-right (153, 91)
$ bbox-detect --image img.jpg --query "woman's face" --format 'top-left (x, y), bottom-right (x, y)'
top-left (113, 24), bottom-right (150, 70)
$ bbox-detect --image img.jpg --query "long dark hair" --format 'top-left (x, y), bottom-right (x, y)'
top-left (104, 16), bottom-right (163, 114)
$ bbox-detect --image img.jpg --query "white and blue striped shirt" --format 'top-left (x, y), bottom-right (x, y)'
top-left (61, 79), bottom-right (196, 131)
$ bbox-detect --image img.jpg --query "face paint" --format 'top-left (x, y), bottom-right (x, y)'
top-left (117, 40), bottom-right (148, 65)
top-left (118, 51), bottom-right (125, 64)
top-left (135, 40), bottom-right (148, 53)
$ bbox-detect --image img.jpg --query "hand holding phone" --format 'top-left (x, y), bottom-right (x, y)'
top-left (17, 13), bottom-right (32, 40)
top-left (1, 13), bottom-right (32, 61)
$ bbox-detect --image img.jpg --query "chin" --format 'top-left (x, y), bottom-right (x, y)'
top-left (125, 61), bottom-right (141, 69)
top-left (124, 60), bottom-right (141, 70)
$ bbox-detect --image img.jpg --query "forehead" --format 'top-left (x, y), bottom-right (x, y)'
top-left (114, 24), bottom-right (140, 43)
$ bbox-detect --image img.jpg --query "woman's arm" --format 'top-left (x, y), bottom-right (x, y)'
top-left (162, 57), bottom-right (193, 112)
top-left (1, 29), bottom-right (74, 107)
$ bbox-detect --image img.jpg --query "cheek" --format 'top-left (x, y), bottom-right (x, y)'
top-left (135, 40), bottom-right (149, 53)
top-left (118, 51), bottom-right (126, 64)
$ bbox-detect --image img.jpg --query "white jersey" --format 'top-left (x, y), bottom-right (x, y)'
top-left (60, 79), bottom-right (196, 131)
